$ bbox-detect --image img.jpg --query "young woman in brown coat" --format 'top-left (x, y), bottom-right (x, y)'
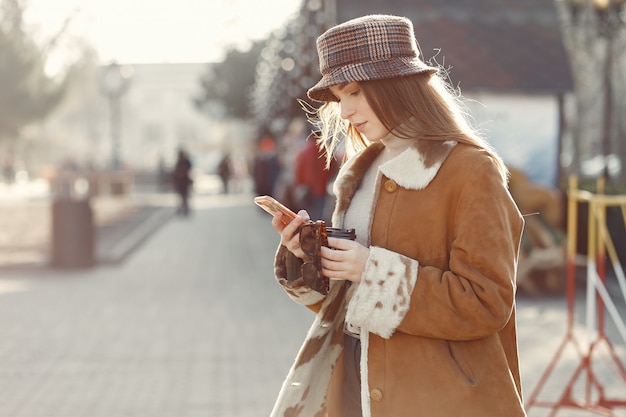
top-left (267, 14), bottom-right (527, 417)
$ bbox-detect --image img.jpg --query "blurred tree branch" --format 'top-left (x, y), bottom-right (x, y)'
top-left (193, 40), bottom-right (266, 120)
top-left (0, 0), bottom-right (70, 142)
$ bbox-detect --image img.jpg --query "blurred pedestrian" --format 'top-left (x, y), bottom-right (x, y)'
top-left (293, 135), bottom-right (334, 221)
top-left (2, 153), bottom-right (15, 184)
top-left (266, 14), bottom-right (526, 417)
top-left (217, 153), bottom-right (232, 194)
top-left (253, 136), bottom-right (281, 196)
top-left (172, 148), bottom-right (193, 216)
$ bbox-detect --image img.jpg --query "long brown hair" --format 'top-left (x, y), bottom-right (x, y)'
top-left (311, 72), bottom-right (508, 182)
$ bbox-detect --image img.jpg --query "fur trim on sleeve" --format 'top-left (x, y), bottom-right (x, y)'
top-left (345, 246), bottom-right (418, 338)
top-left (274, 244), bottom-right (325, 305)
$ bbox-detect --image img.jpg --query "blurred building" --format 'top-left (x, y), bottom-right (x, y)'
top-left (116, 63), bottom-right (215, 171)
top-left (251, 0), bottom-right (574, 188)
top-left (27, 62), bottom-right (253, 181)
top-left (117, 63), bottom-right (254, 173)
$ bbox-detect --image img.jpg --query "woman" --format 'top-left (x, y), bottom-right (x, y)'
top-left (268, 14), bottom-right (526, 417)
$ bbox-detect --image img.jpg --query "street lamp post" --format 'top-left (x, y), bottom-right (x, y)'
top-left (99, 62), bottom-right (133, 170)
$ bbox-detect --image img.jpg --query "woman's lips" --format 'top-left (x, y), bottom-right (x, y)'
top-left (353, 122), bottom-right (366, 132)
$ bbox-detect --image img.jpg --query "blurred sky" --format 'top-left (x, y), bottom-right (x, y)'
top-left (23, 0), bottom-right (302, 69)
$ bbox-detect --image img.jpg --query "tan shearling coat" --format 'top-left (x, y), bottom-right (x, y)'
top-left (271, 138), bottom-right (526, 417)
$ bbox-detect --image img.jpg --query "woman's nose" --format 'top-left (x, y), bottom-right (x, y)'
top-left (340, 102), bottom-right (355, 120)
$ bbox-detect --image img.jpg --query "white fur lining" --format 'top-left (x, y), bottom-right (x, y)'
top-left (270, 317), bottom-right (342, 416)
top-left (270, 282), bottom-right (347, 417)
top-left (346, 246), bottom-right (419, 338)
top-left (360, 328), bottom-right (371, 417)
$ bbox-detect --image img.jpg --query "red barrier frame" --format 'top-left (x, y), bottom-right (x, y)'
top-left (525, 176), bottom-right (626, 417)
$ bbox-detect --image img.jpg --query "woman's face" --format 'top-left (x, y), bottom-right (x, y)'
top-left (329, 82), bottom-right (389, 142)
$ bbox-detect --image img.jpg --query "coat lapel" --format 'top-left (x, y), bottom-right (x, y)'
top-left (333, 141), bottom-right (384, 227)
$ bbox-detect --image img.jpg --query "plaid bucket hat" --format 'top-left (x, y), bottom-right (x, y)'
top-left (307, 14), bottom-right (438, 102)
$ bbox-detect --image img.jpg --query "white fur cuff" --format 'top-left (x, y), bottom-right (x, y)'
top-left (278, 276), bottom-right (326, 305)
top-left (345, 246), bottom-right (418, 338)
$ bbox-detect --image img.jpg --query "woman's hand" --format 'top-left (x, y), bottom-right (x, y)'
top-left (271, 210), bottom-right (310, 259)
top-left (321, 238), bottom-right (369, 283)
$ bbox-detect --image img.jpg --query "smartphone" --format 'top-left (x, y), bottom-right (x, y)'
top-left (254, 195), bottom-right (297, 225)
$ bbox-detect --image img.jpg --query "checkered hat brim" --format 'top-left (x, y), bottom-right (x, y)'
top-left (307, 15), bottom-right (437, 102)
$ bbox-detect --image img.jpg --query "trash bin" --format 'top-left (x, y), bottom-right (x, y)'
top-left (50, 198), bottom-right (95, 268)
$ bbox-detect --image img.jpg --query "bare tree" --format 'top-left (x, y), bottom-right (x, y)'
top-left (556, 0), bottom-right (626, 185)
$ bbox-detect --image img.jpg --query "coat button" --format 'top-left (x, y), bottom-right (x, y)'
top-left (384, 179), bottom-right (397, 193)
top-left (370, 388), bottom-right (383, 401)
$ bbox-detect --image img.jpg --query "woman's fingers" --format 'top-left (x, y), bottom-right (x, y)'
top-left (321, 238), bottom-right (369, 282)
top-left (276, 211), bottom-right (310, 258)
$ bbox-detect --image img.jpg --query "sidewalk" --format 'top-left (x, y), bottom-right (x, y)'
top-left (0, 192), bottom-right (623, 417)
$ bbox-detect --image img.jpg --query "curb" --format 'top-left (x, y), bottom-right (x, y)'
top-left (96, 205), bottom-right (177, 265)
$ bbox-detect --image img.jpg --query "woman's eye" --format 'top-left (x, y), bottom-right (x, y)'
top-left (349, 89), bottom-right (360, 96)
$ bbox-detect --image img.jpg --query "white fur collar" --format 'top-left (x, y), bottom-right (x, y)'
top-left (336, 138), bottom-right (457, 194)
top-left (379, 140), bottom-right (456, 190)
